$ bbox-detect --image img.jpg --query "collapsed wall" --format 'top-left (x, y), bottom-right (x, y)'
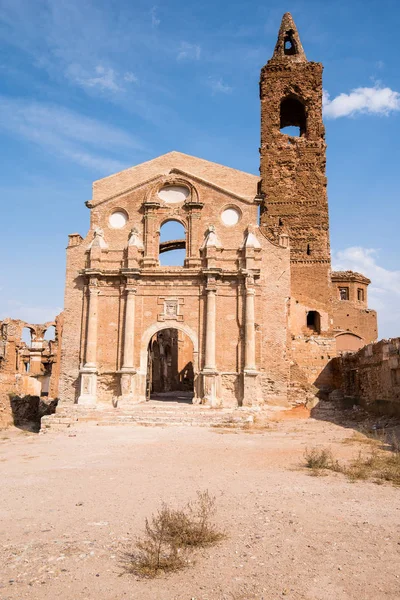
top-left (0, 315), bottom-right (63, 428)
top-left (332, 338), bottom-right (400, 414)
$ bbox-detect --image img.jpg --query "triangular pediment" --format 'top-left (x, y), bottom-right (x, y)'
top-left (91, 151), bottom-right (259, 207)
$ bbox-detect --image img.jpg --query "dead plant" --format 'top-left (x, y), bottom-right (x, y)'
top-left (304, 447), bottom-right (340, 473)
top-left (304, 445), bottom-right (400, 486)
top-left (121, 490), bottom-right (225, 578)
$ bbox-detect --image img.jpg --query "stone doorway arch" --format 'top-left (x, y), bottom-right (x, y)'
top-left (138, 321), bottom-right (199, 403)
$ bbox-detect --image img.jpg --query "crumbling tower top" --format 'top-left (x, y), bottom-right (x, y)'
top-left (270, 12), bottom-right (307, 63)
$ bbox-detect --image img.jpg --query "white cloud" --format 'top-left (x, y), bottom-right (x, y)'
top-left (177, 42), bottom-right (201, 61)
top-left (323, 85), bottom-right (400, 119)
top-left (151, 6), bottom-right (160, 28)
top-left (0, 96), bottom-right (143, 172)
top-left (71, 64), bottom-right (121, 91)
top-left (332, 247), bottom-right (400, 339)
top-left (124, 71), bottom-right (138, 84)
top-left (208, 77), bottom-right (233, 95)
top-left (67, 64), bottom-right (139, 92)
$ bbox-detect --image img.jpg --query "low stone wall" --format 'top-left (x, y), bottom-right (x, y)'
top-left (332, 338), bottom-right (400, 414)
top-left (0, 374), bottom-right (15, 428)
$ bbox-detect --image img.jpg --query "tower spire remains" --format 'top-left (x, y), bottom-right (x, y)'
top-left (271, 12), bottom-right (307, 63)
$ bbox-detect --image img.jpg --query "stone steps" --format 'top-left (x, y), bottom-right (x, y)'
top-left (41, 401), bottom-right (254, 430)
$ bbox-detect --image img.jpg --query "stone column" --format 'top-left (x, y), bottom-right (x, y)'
top-left (119, 286), bottom-right (137, 402)
top-left (85, 285), bottom-right (99, 367)
top-left (243, 276), bottom-right (261, 406)
top-left (244, 287), bottom-right (256, 371)
top-left (142, 202), bottom-right (160, 267)
top-left (204, 288), bottom-right (216, 371)
top-left (78, 281), bottom-right (99, 405)
top-left (202, 282), bottom-right (220, 407)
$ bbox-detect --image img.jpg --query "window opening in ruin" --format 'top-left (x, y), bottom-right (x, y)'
top-left (159, 220), bottom-right (186, 267)
top-left (357, 288), bottom-right (364, 302)
top-left (306, 244), bottom-right (311, 255)
top-left (306, 311), bottom-right (321, 333)
top-left (44, 326), bottom-right (56, 341)
top-left (284, 30), bottom-right (296, 55)
top-left (146, 328), bottom-right (194, 403)
top-left (339, 287), bottom-right (349, 301)
top-left (280, 97), bottom-right (306, 137)
top-left (21, 327), bottom-right (32, 347)
top-left (25, 361), bottom-right (30, 373)
top-left (391, 368), bottom-right (400, 386)
top-left (279, 218), bottom-right (283, 226)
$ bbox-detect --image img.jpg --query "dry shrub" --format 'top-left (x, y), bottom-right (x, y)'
top-left (166, 490), bottom-right (225, 548)
top-left (304, 445), bottom-right (400, 486)
top-left (346, 449), bottom-right (400, 485)
top-left (342, 431), bottom-right (381, 447)
top-left (121, 491), bottom-right (225, 578)
top-left (304, 447), bottom-right (340, 473)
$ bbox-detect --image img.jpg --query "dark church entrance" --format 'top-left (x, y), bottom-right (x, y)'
top-left (146, 328), bottom-right (194, 402)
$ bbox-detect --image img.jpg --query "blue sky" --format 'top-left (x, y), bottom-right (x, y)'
top-left (0, 0), bottom-right (399, 338)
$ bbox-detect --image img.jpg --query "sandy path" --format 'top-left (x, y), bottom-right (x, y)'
top-left (0, 417), bottom-right (399, 600)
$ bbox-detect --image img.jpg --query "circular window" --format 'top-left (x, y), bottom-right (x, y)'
top-left (158, 185), bottom-right (189, 204)
top-left (221, 207), bottom-right (240, 226)
top-left (109, 210), bottom-right (128, 229)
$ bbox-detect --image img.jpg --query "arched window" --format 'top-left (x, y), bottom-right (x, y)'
top-left (280, 96), bottom-right (306, 137)
top-left (44, 326), bottom-right (56, 342)
top-left (159, 220), bottom-right (186, 267)
top-left (284, 29), bottom-right (297, 55)
top-left (21, 327), bottom-right (32, 346)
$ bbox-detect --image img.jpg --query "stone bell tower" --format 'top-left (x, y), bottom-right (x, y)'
top-left (259, 12), bottom-right (331, 310)
top-left (259, 13), bottom-right (335, 392)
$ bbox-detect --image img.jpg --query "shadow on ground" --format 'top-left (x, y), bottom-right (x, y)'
top-left (9, 394), bottom-right (58, 433)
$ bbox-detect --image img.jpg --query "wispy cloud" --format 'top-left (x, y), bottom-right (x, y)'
top-left (332, 247), bottom-right (400, 339)
top-left (0, 96), bottom-right (143, 172)
top-left (66, 64), bottom-right (138, 92)
top-left (323, 85), bottom-right (400, 119)
top-left (208, 77), bottom-right (233, 95)
top-left (177, 42), bottom-right (201, 61)
top-left (151, 6), bottom-right (160, 28)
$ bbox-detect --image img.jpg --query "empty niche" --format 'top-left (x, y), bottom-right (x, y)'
top-left (158, 186), bottom-right (189, 204)
top-left (306, 311), bottom-right (321, 334)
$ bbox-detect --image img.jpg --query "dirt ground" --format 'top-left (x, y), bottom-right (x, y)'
top-left (0, 412), bottom-right (399, 600)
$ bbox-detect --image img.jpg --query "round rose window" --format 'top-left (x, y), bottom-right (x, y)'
top-left (109, 210), bottom-right (128, 229)
top-left (158, 185), bottom-right (189, 203)
top-left (221, 207), bottom-right (240, 226)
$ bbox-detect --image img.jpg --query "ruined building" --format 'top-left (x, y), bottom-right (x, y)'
top-left (0, 316), bottom-right (62, 425)
top-left (57, 13), bottom-right (377, 408)
top-left (1, 13), bottom-right (378, 414)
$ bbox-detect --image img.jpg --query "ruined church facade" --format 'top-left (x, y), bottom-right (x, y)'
top-left (58, 13), bottom-right (377, 408)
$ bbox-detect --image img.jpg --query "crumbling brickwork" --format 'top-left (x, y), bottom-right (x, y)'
top-left (332, 338), bottom-right (400, 414)
top-left (0, 316), bottom-right (63, 427)
top-left (258, 13), bottom-right (377, 396)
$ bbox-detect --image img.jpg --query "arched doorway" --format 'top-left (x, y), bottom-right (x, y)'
top-left (146, 327), bottom-right (194, 403)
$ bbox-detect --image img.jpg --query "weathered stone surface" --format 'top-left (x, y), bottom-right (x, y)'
top-left (0, 316), bottom-right (62, 428)
top-left (331, 338), bottom-right (400, 414)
